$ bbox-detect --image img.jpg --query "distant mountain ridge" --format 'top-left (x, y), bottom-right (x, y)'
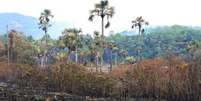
top-left (0, 13), bottom-right (71, 39)
top-left (2, 13), bottom-right (199, 39)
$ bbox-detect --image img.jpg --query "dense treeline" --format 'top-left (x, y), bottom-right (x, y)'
top-left (107, 25), bottom-right (201, 61)
top-left (1, 25), bottom-right (201, 66)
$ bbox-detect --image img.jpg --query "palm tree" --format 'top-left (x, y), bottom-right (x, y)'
top-left (89, 0), bottom-right (114, 37)
top-left (8, 30), bottom-right (17, 63)
top-left (131, 16), bottom-right (149, 36)
top-left (62, 28), bottom-right (82, 63)
top-left (89, 0), bottom-right (114, 66)
top-left (38, 9), bottom-right (53, 67)
top-left (131, 16), bottom-right (148, 61)
top-left (88, 31), bottom-right (102, 71)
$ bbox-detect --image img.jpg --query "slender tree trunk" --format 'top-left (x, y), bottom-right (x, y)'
top-left (6, 25), bottom-right (9, 66)
top-left (139, 27), bottom-right (141, 36)
top-left (96, 55), bottom-right (98, 72)
top-left (44, 32), bottom-right (47, 68)
top-left (101, 16), bottom-right (104, 69)
top-left (75, 47), bottom-right (78, 63)
top-left (41, 56), bottom-right (44, 67)
top-left (96, 55), bottom-right (98, 66)
top-left (138, 26), bottom-right (143, 61)
top-left (75, 34), bottom-right (79, 63)
top-left (101, 17), bottom-right (104, 38)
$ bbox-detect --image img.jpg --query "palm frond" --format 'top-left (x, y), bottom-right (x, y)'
top-left (135, 23), bottom-right (138, 27)
top-left (105, 7), bottom-right (115, 17)
top-left (140, 19), bottom-right (145, 22)
top-left (88, 15), bottom-right (94, 21)
top-left (39, 16), bottom-right (43, 20)
top-left (145, 22), bottom-right (149, 25)
top-left (138, 16), bottom-right (142, 20)
top-left (46, 17), bottom-right (50, 22)
top-left (90, 9), bottom-right (99, 14)
top-left (41, 12), bottom-right (45, 16)
top-left (50, 14), bottom-right (54, 18)
top-left (44, 9), bottom-right (51, 15)
top-left (105, 21), bottom-right (110, 28)
top-left (101, 0), bottom-right (108, 7)
top-left (105, 0), bottom-right (109, 5)
top-left (141, 29), bottom-right (145, 34)
top-left (132, 20), bottom-right (136, 23)
top-left (95, 3), bottom-right (102, 9)
top-left (131, 25), bottom-right (134, 28)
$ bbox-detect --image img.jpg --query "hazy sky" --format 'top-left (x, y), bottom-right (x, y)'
top-left (0, 0), bottom-right (201, 35)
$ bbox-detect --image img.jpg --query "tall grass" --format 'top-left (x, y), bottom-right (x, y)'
top-left (0, 57), bottom-right (200, 101)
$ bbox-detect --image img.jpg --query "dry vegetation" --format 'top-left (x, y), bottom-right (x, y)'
top-left (0, 56), bottom-right (200, 101)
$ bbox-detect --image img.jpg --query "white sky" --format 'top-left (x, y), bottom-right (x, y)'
top-left (1, 0), bottom-right (201, 35)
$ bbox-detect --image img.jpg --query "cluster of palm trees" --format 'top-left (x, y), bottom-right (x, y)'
top-left (62, 28), bottom-right (82, 63)
top-left (37, 0), bottom-right (149, 70)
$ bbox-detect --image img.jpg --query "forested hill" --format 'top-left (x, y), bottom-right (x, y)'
top-left (1, 25), bottom-right (201, 61)
top-left (106, 25), bottom-right (201, 60)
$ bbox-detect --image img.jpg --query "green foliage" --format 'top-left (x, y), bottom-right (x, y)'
top-left (107, 25), bottom-right (201, 60)
top-left (62, 28), bottom-right (82, 52)
top-left (1, 25), bottom-right (201, 65)
top-left (125, 56), bottom-right (135, 64)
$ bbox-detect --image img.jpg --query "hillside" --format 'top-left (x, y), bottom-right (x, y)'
top-left (0, 13), bottom-right (70, 39)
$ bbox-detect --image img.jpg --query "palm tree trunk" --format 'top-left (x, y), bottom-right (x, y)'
top-left (139, 27), bottom-right (141, 36)
top-left (138, 27), bottom-right (143, 61)
top-left (96, 56), bottom-right (98, 72)
top-left (101, 17), bottom-right (104, 38)
top-left (96, 55), bottom-right (98, 66)
top-left (44, 32), bottom-right (47, 68)
top-left (101, 16), bottom-right (104, 68)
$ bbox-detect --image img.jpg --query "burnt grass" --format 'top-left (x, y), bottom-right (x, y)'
top-left (0, 58), bottom-right (201, 101)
